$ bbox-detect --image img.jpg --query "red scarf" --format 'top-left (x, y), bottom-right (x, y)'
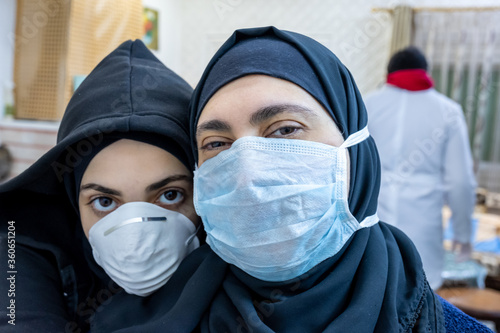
top-left (387, 69), bottom-right (434, 91)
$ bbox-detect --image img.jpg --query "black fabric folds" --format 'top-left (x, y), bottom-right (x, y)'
top-left (0, 40), bottom-right (193, 331)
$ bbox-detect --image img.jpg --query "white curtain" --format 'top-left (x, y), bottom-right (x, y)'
top-left (412, 10), bottom-right (500, 173)
top-left (390, 5), bottom-right (413, 55)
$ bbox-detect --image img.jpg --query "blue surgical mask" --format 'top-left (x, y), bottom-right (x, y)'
top-left (193, 127), bottom-right (378, 282)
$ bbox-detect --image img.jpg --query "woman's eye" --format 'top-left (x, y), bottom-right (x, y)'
top-left (269, 126), bottom-right (300, 137)
top-left (201, 141), bottom-right (230, 151)
top-left (91, 197), bottom-right (117, 212)
top-left (159, 190), bottom-right (184, 205)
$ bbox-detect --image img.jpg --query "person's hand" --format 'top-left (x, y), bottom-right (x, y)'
top-left (452, 241), bottom-right (472, 262)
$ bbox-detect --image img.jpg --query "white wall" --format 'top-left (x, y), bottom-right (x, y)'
top-left (172, 0), bottom-right (500, 92)
top-left (0, 0), bottom-right (17, 121)
top-left (175, 0), bottom-right (394, 93)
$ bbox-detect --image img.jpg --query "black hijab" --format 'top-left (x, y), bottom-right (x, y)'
top-left (96, 27), bottom-right (444, 332)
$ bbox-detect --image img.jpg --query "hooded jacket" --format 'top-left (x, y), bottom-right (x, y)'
top-left (0, 39), bottom-right (193, 332)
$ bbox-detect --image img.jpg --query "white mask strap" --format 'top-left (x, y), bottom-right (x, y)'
top-left (340, 126), bottom-right (370, 149)
top-left (359, 213), bottom-right (379, 228)
top-left (185, 223), bottom-right (201, 246)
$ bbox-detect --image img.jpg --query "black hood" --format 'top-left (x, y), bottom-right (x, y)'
top-left (0, 39), bottom-right (193, 195)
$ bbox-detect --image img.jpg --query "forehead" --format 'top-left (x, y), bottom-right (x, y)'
top-left (82, 139), bottom-right (187, 183)
top-left (198, 75), bottom-right (330, 123)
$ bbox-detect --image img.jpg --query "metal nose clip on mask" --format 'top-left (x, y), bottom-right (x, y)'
top-left (194, 127), bottom-right (378, 282)
top-left (89, 201), bottom-right (200, 296)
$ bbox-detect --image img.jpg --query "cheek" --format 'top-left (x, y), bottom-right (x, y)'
top-left (178, 195), bottom-right (200, 227)
top-left (306, 114), bottom-right (344, 147)
top-left (308, 131), bottom-right (344, 148)
top-left (187, 211), bottom-right (201, 227)
top-left (181, 204), bottom-right (200, 227)
top-left (321, 124), bottom-right (344, 147)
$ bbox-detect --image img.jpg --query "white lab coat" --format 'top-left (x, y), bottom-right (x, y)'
top-left (364, 85), bottom-right (477, 289)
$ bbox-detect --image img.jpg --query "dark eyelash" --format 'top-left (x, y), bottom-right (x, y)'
top-left (86, 197), bottom-right (99, 206)
top-left (200, 142), bottom-right (227, 151)
top-left (161, 188), bottom-right (186, 198)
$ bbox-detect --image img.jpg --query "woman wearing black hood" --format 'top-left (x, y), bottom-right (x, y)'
top-left (103, 27), bottom-right (492, 333)
top-left (0, 40), bottom-right (200, 332)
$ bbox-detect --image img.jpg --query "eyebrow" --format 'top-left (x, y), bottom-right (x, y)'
top-left (249, 104), bottom-right (317, 126)
top-left (196, 103), bottom-right (317, 139)
top-left (80, 174), bottom-right (191, 196)
top-left (145, 174), bottom-right (192, 192)
top-left (80, 184), bottom-right (121, 196)
top-left (196, 119), bottom-right (231, 140)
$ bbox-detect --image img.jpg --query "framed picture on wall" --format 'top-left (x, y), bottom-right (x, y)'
top-left (143, 7), bottom-right (158, 50)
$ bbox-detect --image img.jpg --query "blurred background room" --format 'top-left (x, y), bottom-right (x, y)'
top-left (0, 0), bottom-right (499, 330)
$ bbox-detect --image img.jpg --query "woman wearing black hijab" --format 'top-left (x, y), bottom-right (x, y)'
top-left (0, 40), bottom-right (201, 332)
top-left (110, 26), bottom-right (492, 333)
top-left (188, 25), bottom-right (439, 333)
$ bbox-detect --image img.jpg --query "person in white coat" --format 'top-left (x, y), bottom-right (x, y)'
top-left (364, 47), bottom-right (477, 289)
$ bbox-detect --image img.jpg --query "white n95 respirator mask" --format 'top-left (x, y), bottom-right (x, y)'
top-left (88, 201), bottom-right (199, 297)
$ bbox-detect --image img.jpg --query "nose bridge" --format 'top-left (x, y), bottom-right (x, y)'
top-left (232, 147), bottom-right (254, 187)
top-left (230, 107), bottom-right (264, 141)
top-left (233, 144), bottom-right (273, 190)
top-left (118, 182), bottom-right (152, 204)
top-left (231, 125), bottom-right (262, 141)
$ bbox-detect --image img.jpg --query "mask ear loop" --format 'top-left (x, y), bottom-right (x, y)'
top-left (339, 126), bottom-right (380, 229)
top-left (339, 126), bottom-right (370, 149)
top-left (336, 126), bottom-right (370, 210)
top-left (336, 126), bottom-right (379, 230)
top-left (186, 223), bottom-right (202, 246)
